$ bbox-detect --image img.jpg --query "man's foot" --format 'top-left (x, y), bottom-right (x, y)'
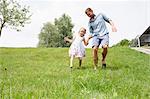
top-left (77, 66), bottom-right (81, 69)
top-left (102, 63), bottom-right (106, 69)
top-left (102, 59), bottom-right (106, 69)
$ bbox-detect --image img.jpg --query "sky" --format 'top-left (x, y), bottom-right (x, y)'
top-left (0, 0), bottom-right (149, 47)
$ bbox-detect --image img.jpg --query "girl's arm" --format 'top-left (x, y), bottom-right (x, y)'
top-left (83, 38), bottom-right (88, 46)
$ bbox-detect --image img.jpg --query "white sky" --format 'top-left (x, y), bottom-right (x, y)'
top-left (0, 0), bottom-right (149, 47)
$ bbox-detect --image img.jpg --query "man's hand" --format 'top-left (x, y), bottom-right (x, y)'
top-left (112, 26), bottom-right (117, 32)
top-left (88, 35), bottom-right (93, 40)
top-left (109, 20), bottom-right (117, 32)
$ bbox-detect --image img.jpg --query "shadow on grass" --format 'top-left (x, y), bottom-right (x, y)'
top-left (105, 66), bottom-right (119, 70)
top-left (72, 65), bottom-right (120, 71)
top-left (73, 66), bottom-right (92, 70)
top-left (104, 64), bottom-right (120, 71)
top-left (67, 63), bottom-right (127, 71)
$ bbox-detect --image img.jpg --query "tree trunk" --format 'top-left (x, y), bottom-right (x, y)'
top-left (0, 21), bottom-right (5, 37)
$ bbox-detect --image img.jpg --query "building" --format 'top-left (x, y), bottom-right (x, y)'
top-left (131, 26), bottom-right (150, 47)
top-left (139, 26), bottom-right (150, 46)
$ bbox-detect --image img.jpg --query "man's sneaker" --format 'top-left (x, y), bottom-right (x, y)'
top-left (102, 64), bottom-right (106, 69)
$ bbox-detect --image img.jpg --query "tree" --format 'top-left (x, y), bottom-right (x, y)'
top-left (113, 39), bottom-right (130, 47)
top-left (54, 14), bottom-right (74, 47)
top-left (38, 14), bottom-right (74, 47)
top-left (38, 22), bottom-right (60, 47)
top-left (130, 38), bottom-right (138, 47)
top-left (0, 0), bottom-right (31, 37)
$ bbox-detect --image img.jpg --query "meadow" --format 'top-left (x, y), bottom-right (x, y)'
top-left (0, 47), bottom-right (150, 99)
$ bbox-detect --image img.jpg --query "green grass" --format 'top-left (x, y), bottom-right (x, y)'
top-left (0, 47), bottom-right (150, 98)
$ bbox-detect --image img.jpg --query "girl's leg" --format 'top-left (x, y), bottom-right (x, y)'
top-left (70, 55), bottom-right (74, 68)
top-left (78, 57), bottom-right (82, 67)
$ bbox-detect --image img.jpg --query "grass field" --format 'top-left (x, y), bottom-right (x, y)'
top-left (0, 47), bottom-right (150, 98)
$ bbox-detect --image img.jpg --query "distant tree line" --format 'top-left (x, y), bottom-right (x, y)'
top-left (112, 39), bottom-right (130, 47)
top-left (38, 14), bottom-right (74, 47)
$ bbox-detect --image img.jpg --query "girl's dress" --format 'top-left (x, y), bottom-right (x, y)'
top-left (69, 34), bottom-right (85, 58)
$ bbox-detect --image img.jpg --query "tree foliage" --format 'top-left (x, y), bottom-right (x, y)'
top-left (38, 14), bottom-right (74, 47)
top-left (0, 0), bottom-right (31, 37)
top-left (113, 39), bottom-right (130, 47)
top-left (38, 23), bottom-right (60, 47)
top-left (54, 14), bottom-right (74, 47)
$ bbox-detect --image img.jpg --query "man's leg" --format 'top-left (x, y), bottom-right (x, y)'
top-left (93, 46), bottom-right (99, 70)
top-left (102, 44), bottom-right (108, 65)
top-left (101, 34), bottom-right (109, 68)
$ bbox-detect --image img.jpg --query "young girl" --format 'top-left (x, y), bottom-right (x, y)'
top-left (64, 27), bottom-right (88, 68)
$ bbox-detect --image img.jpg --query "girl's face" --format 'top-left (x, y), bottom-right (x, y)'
top-left (79, 28), bottom-right (86, 37)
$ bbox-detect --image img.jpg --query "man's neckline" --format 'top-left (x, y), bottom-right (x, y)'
top-left (90, 14), bottom-right (96, 21)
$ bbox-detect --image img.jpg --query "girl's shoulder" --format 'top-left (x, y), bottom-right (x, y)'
top-left (73, 33), bottom-right (79, 37)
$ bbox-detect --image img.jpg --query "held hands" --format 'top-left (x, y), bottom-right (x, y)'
top-left (84, 40), bottom-right (89, 46)
top-left (84, 36), bottom-right (92, 46)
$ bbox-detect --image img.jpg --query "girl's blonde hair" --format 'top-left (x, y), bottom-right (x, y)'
top-left (79, 27), bottom-right (86, 33)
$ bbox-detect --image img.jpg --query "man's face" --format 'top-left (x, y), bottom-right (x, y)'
top-left (86, 11), bottom-right (94, 18)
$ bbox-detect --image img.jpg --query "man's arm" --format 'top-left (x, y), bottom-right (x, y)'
top-left (109, 20), bottom-right (117, 32)
top-left (102, 13), bottom-right (117, 32)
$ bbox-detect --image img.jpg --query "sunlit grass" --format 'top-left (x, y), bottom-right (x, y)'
top-left (0, 47), bottom-right (150, 98)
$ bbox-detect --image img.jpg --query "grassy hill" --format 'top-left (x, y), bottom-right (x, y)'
top-left (0, 47), bottom-right (150, 98)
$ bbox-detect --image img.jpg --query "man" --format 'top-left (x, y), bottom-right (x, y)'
top-left (85, 8), bottom-right (117, 70)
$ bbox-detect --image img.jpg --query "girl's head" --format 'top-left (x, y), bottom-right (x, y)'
top-left (79, 27), bottom-right (86, 37)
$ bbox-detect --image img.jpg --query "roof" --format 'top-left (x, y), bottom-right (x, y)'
top-left (140, 26), bottom-right (150, 38)
top-left (143, 26), bottom-right (150, 34)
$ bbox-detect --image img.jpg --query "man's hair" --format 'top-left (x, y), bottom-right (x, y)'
top-left (85, 8), bottom-right (93, 14)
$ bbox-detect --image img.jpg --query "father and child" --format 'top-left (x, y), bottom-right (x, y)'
top-left (64, 8), bottom-right (117, 70)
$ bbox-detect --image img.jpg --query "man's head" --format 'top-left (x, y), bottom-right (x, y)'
top-left (85, 8), bottom-right (94, 18)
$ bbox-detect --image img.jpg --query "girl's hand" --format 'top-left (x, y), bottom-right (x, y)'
top-left (64, 37), bottom-right (69, 42)
top-left (64, 37), bottom-right (72, 43)
top-left (64, 37), bottom-right (67, 41)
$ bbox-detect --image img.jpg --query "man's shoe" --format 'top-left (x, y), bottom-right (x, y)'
top-left (102, 64), bottom-right (106, 69)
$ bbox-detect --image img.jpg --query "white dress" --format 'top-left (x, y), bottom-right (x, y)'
top-left (69, 34), bottom-right (85, 58)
